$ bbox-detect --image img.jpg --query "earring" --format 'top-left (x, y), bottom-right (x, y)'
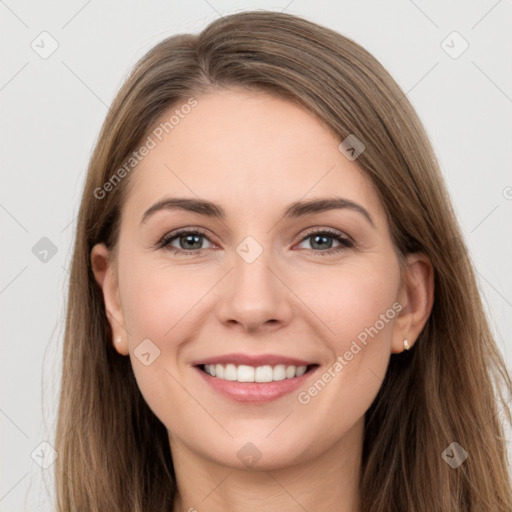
top-left (116, 336), bottom-right (122, 343)
top-left (403, 338), bottom-right (410, 351)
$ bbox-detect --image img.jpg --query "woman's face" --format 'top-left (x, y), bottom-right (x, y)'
top-left (93, 87), bottom-right (424, 470)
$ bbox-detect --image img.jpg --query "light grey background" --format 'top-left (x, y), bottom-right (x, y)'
top-left (1, 1), bottom-right (511, 510)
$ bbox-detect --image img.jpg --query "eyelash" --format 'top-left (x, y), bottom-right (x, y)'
top-left (156, 227), bottom-right (354, 256)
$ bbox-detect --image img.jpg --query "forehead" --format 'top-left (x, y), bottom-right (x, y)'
top-left (122, 88), bottom-right (384, 225)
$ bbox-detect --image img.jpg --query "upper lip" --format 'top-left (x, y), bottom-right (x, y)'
top-left (191, 353), bottom-right (316, 367)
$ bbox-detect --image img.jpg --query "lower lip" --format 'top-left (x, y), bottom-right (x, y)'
top-left (194, 365), bottom-right (319, 403)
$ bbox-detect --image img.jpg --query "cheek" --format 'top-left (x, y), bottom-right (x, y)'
top-left (118, 260), bottom-right (203, 427)
top-left (304, 260), bottom-right (399, 394)
top-left (294, 260), bottom-right (399, 408)
top-left (304, 260), bottom-right (400, 350)
top-left (120, 257), bottom-right (214, 340)
top-left (118, 258), bottom-right (219, 415)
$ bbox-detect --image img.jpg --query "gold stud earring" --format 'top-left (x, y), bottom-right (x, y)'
top-left (403, 338), bottom-right (410, 351)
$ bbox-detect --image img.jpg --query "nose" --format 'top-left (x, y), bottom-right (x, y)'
top-left (215, 247), bottom-right (294, 333)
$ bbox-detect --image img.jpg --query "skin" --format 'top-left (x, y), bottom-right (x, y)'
top-left (91, 87), bottom-right (434, 512)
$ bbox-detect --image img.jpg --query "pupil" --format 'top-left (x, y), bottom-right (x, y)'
top-left (312, 234), bottom-right (331, 250)
top-left (181, 234), bottom-right (201, 250)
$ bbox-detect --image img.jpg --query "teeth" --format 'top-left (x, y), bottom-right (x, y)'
top-left (286, 365), bottom-right (296, 379)
top-left (296, 366), bottom-right (307, 377)
top-left (224, 364), bottom-right (237, 381)
top-left (255, 365), bottom-right (273, 382)
top-left (273, 364), bottom-right (286, 381)
top-left (237, 365), bottom-right (255, 382)
top-left (203, 363), bottom-right (308, 382)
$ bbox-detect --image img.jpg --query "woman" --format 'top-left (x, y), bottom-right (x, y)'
top-left (55, 10), bottom-right (512, 511)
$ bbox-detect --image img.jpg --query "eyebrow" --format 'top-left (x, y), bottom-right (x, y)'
top-left (140, 196), bottom-right (375, 228)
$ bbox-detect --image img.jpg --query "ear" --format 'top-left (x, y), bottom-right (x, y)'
top-left (391, 252), bottom-right (434, 354)
top-left (90, 243), bottom-right (129, 356)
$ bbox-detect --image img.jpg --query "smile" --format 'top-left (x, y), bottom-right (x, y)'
top-left (194, 363), bottom-right (320, 403)
top-left (200, 363), bottom-right (313, 382)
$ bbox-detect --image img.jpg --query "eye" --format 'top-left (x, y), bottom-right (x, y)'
top-left (296, 228), bottom-right (354, 255)
top-left (157, 228), bottom-right (215, 255)
top-left (156, 227), bottom-right (354, 256)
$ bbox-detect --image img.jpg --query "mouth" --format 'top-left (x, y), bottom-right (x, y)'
top-left (197, 362), bottom-right (319, 383)
top-left (193, 360), bottom-right (320, 403)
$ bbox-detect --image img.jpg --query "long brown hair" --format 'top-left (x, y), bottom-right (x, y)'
top-left (55, 10), bottom-right (512, 511)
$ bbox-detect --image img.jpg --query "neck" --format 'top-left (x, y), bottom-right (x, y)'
top-left (170, 417), bottom-right (363, 512)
